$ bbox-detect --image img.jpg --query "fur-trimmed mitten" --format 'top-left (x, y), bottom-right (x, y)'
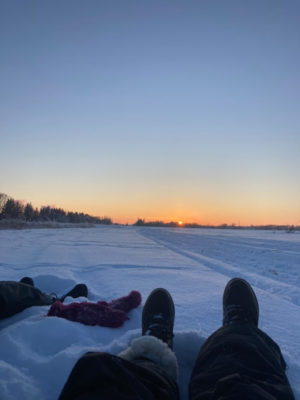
top-left (118, 335), bottom-right (178, 381)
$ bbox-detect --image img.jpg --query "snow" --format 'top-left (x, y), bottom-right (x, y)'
top-left (0, 226), bottom-right (300, 399)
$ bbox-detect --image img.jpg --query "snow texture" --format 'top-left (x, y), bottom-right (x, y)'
top-left (0, 226), bottom-right (299, 399)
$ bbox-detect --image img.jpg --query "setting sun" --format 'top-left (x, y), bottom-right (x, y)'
top-left (178, 221), bottom-right (183, 225)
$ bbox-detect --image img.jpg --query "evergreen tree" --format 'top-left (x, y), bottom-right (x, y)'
top-left (2, 199), bottom-right (24, 219)
top-left (24, 203), bottom-right (34, 221)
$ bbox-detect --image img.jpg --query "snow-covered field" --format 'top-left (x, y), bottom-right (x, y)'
top-left (0, 226), bottom-right (299, 399)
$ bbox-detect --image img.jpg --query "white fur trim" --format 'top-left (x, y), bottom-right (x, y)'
top-left (118, 335), bottom-right (178, 381)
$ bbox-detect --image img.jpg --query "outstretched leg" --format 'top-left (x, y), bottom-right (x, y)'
top-left (0, 279), bottom-right (51, 319)
top-left (189, 278), bottom-right (295, 399)
top-left (59, 288), bottom-right (179, 400)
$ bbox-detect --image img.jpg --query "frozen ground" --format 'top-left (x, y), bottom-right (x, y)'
top-left (0, 226), bottom-right (299, 399)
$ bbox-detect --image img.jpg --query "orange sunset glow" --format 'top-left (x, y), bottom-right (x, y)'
top-left (1, 1), bottom-right (299, 228)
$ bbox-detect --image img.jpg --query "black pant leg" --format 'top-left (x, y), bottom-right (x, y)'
top-left (189, 324), bottom-right (294, 400)
top-left (59, 352), bottom-right (178, 400)
top-left (0, 281), bottom-right (49, 319)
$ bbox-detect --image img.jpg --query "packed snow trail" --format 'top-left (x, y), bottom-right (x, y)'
top-left (0, 226), bottom-right (299, 399)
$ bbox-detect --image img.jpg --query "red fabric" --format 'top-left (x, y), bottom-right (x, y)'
top-left (47, 291), bottom-right (142, 328)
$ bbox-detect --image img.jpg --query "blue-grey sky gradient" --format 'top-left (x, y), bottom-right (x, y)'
top-left (1, 0), bottom-right (299, 224)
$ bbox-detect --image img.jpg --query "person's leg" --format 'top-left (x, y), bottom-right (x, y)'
top-left (189, 278), bottom-right (295, 400)
top-left (59, 345), bottom-right (177, 400)
top-left (0, 280), bottom-right (51, 319)
top-left (0, 278), bottom-right (89, 320)
top-left (19, 277), bottom-right (84, 304)
top-left (58, 288), bottom-right (179, 400)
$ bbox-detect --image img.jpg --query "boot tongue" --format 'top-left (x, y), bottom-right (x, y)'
top-left (223, 304), bottom-right (254, 325)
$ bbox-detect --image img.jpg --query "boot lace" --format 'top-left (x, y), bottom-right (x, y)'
top-left (223, 304), bottom-right (251, 325)
top-left (146, 313), bottom-right (174, 344)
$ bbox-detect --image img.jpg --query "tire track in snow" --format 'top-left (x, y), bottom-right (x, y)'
top-left (138, 228), bottom-right (300, 308)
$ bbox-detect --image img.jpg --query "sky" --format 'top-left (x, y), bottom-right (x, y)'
top-left (1, 0), bottom-right (299, 225)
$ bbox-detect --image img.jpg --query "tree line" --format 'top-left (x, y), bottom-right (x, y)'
top-left (134, 218), bottom-right (179, 227)
top-left (133, 218), bottom-right (299, 231)
top-left (0, 193), bottom-right (112, 225)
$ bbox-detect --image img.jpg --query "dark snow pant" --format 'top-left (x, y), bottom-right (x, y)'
top-left (189, 323), bottom-right (294, 400)
top-left (58, 352), bottom-right (179, 400)
top-left (0, 281), bottom-right (49, 319)
top-left (59, 324), bottom-right (294, 400)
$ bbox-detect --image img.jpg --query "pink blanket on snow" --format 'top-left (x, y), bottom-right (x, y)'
top-left (47, 290), bottom-right (142, 328)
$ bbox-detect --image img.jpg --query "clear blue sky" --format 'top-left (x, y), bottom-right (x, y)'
top-left (1, 0), bottom-right (299, 224)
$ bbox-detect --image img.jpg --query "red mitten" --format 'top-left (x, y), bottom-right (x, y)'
top-left (107, 290), bottom-right (142, 313)
top-left (47, 301), bottom-right (128, 327)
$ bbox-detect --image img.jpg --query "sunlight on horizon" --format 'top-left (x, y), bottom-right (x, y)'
top-left (1, 1), bottom-right (299, 226)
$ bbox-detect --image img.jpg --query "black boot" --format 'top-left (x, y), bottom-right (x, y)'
top-left (20, 277), bottom-right (34, 286)
top-left (223, 278), bottom-right (259, 327)
top-left (60, 284), bottom-right (88, 303)
top-left (142, 288), bottom-right (175, 349)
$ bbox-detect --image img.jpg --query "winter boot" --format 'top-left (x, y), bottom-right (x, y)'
top-left (223, 278), bottom-right (259, 327)
top-left (60, 284), bottom-right (88, 303)
top-left (142, 288), bottom-right (175, 348)
top-left (20, 277), bottom-right (34, 287)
